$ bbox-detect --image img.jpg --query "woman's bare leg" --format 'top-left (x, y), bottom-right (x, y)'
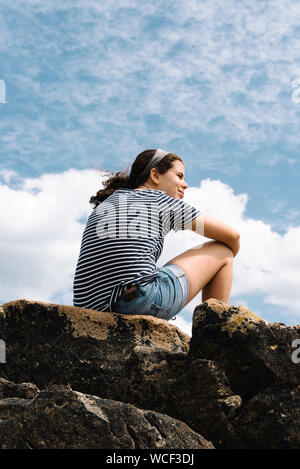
top-left (165, 240), bottom-right (234, 306)
top-left (201, 254), bottom-right (233, 303)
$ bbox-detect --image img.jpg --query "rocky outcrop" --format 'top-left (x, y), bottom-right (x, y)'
top-left (0, 383), bottom-right (213, 449)
top-left (0, 298), bottom-right (300, 449)
top-left (190, 302), bottom-right (300, 398)
top-left (190, 301), bottom-right (300, 448)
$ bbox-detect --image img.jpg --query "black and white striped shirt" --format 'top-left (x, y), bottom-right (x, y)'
top-left (73, 188), bottom-right (201, 312)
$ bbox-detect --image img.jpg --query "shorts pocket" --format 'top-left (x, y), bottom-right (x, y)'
top-left (115, 282), bottom-right (156, 309)
top-left (120, 284), bottom-right (146, 302)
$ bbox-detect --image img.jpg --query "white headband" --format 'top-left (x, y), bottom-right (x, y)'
top-left (136, 148), bottom-right (169, 184)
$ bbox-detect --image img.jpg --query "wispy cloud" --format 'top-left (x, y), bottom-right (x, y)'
top-left (0, 0), bottom-right (299, 174)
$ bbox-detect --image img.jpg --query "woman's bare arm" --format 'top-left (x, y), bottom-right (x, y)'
top-left (186, 214), bottom-right (240, 257)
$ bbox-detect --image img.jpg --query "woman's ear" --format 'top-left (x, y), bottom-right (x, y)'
top-left (150, 168), bottom-right (160, 184)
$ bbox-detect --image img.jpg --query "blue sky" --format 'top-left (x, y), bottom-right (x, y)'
top-left (1, 0), bottom-right (300, 335)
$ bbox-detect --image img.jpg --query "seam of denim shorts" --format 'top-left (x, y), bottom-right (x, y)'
top-left (161, 263), bottom-right (189, 307)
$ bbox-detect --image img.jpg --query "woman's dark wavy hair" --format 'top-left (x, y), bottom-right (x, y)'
top-left (89, 149), bottom-right (183, 208)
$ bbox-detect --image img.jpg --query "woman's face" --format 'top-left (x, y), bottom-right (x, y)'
top-left (151, 160), bottom-right (188, 199)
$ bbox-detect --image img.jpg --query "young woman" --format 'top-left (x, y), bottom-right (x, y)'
top-left (73, 149), bottom-right (240, 320)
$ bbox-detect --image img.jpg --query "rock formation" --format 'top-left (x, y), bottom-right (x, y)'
top-left (0, 381), bottom-right (213, 449)
top-left (0, 298), bottom-right (299, 449)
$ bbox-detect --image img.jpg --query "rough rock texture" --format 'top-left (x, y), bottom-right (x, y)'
top-left (1, 297), bottom-right (300, 449)
top-left (190, 301), bottom-right (300, 398)
top-left (189, 300), bottom-right (300, 448)
top-left (1, 299), bottom-right (189, 401)
top-left (0, 384), bottom-right (213, 449)
top-left (0, 378), bottom-right (39, 399)
top-left (227, 385), bottom-right (300, 449)
top-left (0, 299), bottom-right (240, 446)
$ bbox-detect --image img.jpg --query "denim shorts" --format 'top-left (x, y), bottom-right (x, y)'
top-left (111, 263), bottom-right (189, 321)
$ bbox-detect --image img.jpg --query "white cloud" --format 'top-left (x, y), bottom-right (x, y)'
top-left (0, 169), bottom-right (18, 184)
top-left (0, 168), bottom-right (103, 305)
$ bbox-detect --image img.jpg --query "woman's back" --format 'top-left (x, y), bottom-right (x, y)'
top-left (73, 187), bottom-right (201, 312)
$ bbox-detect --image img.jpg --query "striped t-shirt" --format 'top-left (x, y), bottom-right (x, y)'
top-left (73, 188), bottom-right (201, 312)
